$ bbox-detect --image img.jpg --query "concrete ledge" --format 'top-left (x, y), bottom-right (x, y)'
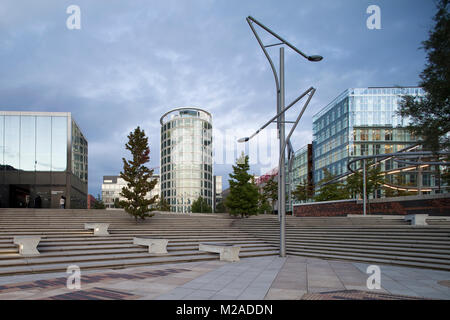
top-left (199, 243), bottom-right (241, 262)
top-left (133, 237), bottom-right (168, 254)
top-left (84, 223), bottom-right (110, 236)
top-left (13, 236), bottom-right (41, 255)
top-left (404, 214), bottom-right (429, 226)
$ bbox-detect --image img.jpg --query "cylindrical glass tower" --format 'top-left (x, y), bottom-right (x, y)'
top-left (160, 107), bottom-right (213, 213)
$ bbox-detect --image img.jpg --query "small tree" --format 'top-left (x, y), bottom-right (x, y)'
top-left (215, 201), bottom-right (226, 213)
top-left (225, 153), bottom-right (259, 218)
top-left (191, 196), bottom-right (212, 213)
top-left (93, 194), bottom-right (106, 209)
top-left (156, 196), bottom-right (171, 212)
top-left (119, 126), bottom-right (158, 221)
top-left (257, 192), bottom-right (272, 214)
top-left (262, 176), bottom-right (278, 214)
top-left (314, 169), bottom-right (349, 202)
top-left (345, 161), bottom-right (384, 199)
top-left (292, 179), bottom-right (314, 202)
top-left (113, 198), bottom-right (122, 208)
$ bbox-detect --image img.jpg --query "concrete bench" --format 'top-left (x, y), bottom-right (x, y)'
top-left (14, 236), bottom-right (41, 255)
top-left (84, 223), bottom-right (110, 236)
top-left (199, 243), bottom-right (241, 262)
top-left (404, 214), bottom-right (429, 226)
top-left (133, 238), bottom-right (168, 254)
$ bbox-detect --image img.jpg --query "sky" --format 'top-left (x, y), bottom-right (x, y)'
top-left (0, 0), bottom-right (437, 196)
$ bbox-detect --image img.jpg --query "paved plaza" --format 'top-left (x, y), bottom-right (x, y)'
top-left (0, 256), bottom-right (449, 300)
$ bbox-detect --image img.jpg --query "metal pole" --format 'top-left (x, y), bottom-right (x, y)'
top-left (363, 159), bottom-right (367, 216)
top-left (279, 47), bottom-right (286, 257)
top-left (418, 156), bottom-right (422, 195)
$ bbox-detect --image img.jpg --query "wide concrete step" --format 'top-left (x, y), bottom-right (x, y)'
top-left (0, 250), bottom-right (279, 276)
top-left (286, 249), bottom-right (450, 271)
top-left (0, 245), bottom-right (277, 267)
top-left (0, 241), bottom-right (275, 258)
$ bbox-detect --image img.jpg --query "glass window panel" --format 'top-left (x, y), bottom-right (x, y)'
top-left (51, 116), bottom-right (67, 171)
top-left (36, 116), bottom-right (52, 171)
top-left (4, 116), bottom-right (20, 170)
top-left (0, 116), bottom-right (3, 166)
top-left (20, 116), bottom-right (36, 171)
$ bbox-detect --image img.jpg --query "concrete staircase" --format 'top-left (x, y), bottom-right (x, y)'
top-left (232, 215), bottom-right (450, 271)
top-left (0, 209), bottom-right (278, 276)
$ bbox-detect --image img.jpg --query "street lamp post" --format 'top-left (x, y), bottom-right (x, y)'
top-left (243, 16), bottom-right (322, 257)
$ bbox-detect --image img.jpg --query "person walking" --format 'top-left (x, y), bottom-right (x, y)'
top-left (60, 196), bottom-right (66, 209)
top-left (34, 195), bottom-right (41, 208)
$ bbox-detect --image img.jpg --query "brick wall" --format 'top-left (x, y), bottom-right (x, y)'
top-left (293, 196), bottom-right (450, 217)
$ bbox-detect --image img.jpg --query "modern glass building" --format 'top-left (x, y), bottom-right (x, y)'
top-left (312, 87), bottom-right (424, 186)
top-left (160, 108), bottom-right (213, 213)
top-left (0, 111), bottom-right (88, 208)
top-left (102, 175), bottom-right (160, 209)
top-left (287, 144), bottom-right (313, 210)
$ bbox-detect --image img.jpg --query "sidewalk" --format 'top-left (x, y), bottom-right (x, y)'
top-left (0, 256), bottom-right (449, 300)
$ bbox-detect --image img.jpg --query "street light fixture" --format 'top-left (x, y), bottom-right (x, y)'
top-left (243, 16), bottom-right (323, 258)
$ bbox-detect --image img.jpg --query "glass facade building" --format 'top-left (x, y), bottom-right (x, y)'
top-left (160, 108), bottom-right (213, 213)
top-left (0, 111), bottom-right (88, 208)
top-left (312, 87), bottom-right (424, 186)
top-left (288, 144), bottom-right (313, 210)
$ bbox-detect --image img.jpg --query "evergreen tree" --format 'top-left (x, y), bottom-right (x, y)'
top-left (262, 176), bottom-right (278, 214)
top-left (191, 196), bottom-right (212, 213)
top-left (225, 153), bottom-right (259, 218)
top-left (314, 169), bottom-right (349, 202)
top-left (119, 126), bottom-right (158, 221)
top-left (398, 0), bottom-right (450, 153)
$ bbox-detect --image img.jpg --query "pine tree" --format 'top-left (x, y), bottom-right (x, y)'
top-left (225, 153), bottom-right (259, 218)
top-left (191, 196), bottom-right (212, 213)
top-left (398, 0), bottom-right (450, 153)
top-left (119, 126), bottom-right (158, 221)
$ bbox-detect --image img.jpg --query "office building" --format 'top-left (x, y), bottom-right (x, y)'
top-left (0, 111), bottom-right (88, 208)
top-left (312, 87), bottom-right (424, 186)
top-left (101, 175), bottom-right (160, 209)
top-left (160, 108), bottom-right (213, 213)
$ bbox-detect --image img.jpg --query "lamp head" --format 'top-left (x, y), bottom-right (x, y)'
top-left (308, 55), bottom-right (323, 62)
top-left (238, 137), bottom-right (250, 143)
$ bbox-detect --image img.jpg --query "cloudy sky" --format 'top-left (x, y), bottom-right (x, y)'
top-left (0, 0), bottom-right (436, 196)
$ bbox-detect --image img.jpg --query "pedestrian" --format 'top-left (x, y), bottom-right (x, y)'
top-left (34, 195), bottom-right (41, 208)
top-left (60, 196), bottom-right (65, 209)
